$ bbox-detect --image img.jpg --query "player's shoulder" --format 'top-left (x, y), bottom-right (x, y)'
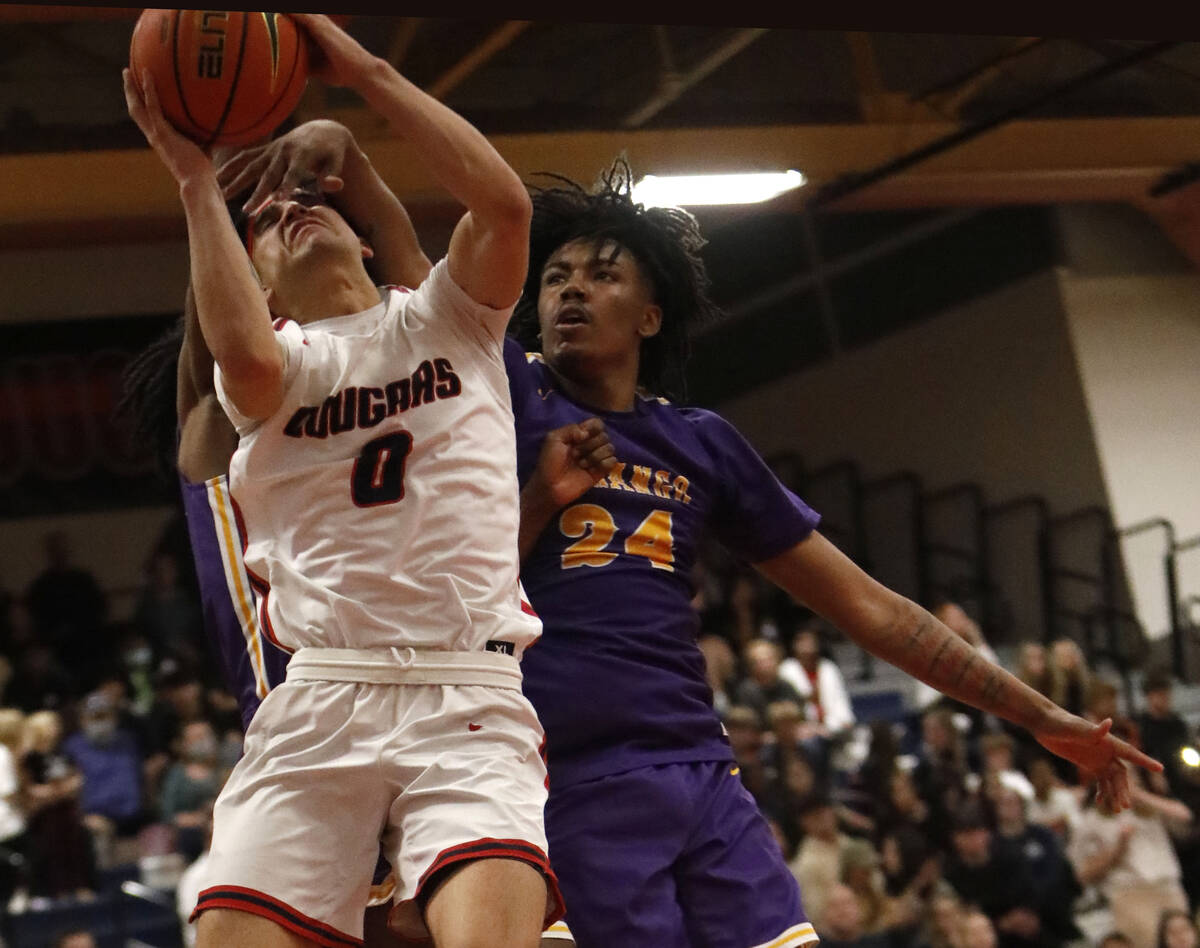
top-left (667, 403), bottom-right (739, 434)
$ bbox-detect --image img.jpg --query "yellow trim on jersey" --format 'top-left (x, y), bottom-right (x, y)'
top-left (751, 922), bottom-right (819, 948)
top-left (367, 870), bottom-right (396, 906)
top-left (206, 476), bottom-right (270, 698)
top-left (541, 919), bottom-right (574, 943)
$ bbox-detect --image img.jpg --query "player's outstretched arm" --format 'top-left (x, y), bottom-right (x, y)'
top-left (518, 420), bottom-right (617, 561)
top-left (292, 14), bottom-right (530, 311)
top-left (215, 119), bottom-right (432, 291)
top-left (123, 68), bottom-right (282, 421)
top-left (754, 531), bottom-right (1162, 812)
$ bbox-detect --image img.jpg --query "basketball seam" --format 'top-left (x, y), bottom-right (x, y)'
top-left (170, 11), bottom-right (205, 139)
top-left (203, 13), bottom-right (251, 151)
top-left (222, 15), bottom-right (304, 139)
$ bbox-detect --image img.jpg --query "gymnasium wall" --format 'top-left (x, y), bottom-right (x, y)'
top-left (0, 241), bottom-right (189, 617)
top-left (720, 204), bottom-right (1200, 645)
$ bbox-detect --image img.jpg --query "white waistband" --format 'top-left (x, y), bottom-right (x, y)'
top-left (285, 647), bottom-right (522, 689)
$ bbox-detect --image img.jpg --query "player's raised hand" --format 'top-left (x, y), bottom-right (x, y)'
top-left (123, 67), bottom-right (213, 188)
top-left (291, 14), bottom-right (376, 89)
top-left (1033, 713), bottom-right (1163, 813)
top-left (217, 120), bottom-right (354, 215)
top-left (531, 419), bottom-right (617, 510)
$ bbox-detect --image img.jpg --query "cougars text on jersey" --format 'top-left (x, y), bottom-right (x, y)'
top-left (282, 357), bottom-right (462, 439)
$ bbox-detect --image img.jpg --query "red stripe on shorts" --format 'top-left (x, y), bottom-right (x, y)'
top-left (411, 838), bottom-right (566, 929)
top-left (192, 884), bottom-right (362, 947)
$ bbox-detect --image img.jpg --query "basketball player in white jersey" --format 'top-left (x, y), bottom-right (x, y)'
top-left (125, 14), bottom-right (561, 948)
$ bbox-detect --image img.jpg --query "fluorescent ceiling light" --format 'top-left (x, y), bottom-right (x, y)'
top-left (632, 170), bottom-right (806, 207)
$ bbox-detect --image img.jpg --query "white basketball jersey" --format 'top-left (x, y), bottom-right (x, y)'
top-left (215, 260), bottom-right (542, 655)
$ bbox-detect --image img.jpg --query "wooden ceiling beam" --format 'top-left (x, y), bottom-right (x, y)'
top-left (3, 116), bottom-right (1198, 248)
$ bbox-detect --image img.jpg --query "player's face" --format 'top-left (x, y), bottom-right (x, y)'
top-left (247, 185), bottom-right (367, 292)
top-left (536, 238), bottom-right (662, 379)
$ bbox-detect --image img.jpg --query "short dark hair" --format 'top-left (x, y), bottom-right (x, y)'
top-left (511, 159), bottom-right (722, 400)
top-left (1143, 666), bottom-right (1174, 695)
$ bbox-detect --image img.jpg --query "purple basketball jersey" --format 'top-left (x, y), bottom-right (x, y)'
top-left (180, 473), bottom-right (290, 730)
top-left (505, 338), bottom-right (820, 787)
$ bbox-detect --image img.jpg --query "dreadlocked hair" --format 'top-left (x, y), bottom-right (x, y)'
top-left (114, 317), bottom-right (184, 479)
top-left (512, 158), bottom-right (722, 400)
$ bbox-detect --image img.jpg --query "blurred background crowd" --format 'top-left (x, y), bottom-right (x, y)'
top-left (2, 502), bottom-right (1200, 948)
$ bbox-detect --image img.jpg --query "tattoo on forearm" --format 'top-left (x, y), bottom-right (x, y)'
top-left (950, 652), bottom-right (978, 691)
top-left (926, 636), bottom-right (954, 677)
top-left (903, 615), bottom-right (931, 653)
top-left (980, 670), bottom-right (1004, 707)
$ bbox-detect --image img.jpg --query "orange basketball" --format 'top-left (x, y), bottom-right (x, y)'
top-left (129, 9), bottom-right (309, 149)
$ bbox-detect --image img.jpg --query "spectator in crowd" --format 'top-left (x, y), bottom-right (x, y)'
top-left (697, 631), bottom-right (737, 717)
top-left (52, 930), bottom-right (98, 948)
top-left (26, 531), bottom-right (108, 683)
top-left (158, 719), bottom-right (224, 862)
top-left (879, 766), bottom-right (935, 843)
top-left (735, 637), bottom-right (806, 727)
top-left (840, 835), bottom-right (887, 933)
top-left (0, 706), bottom-right (27, 907)
top-left (176, 801), bottom-right (216, 948)
top-left (778, 622), bottom-right (857, 741)
top-left (1136, 668), bottom-right (1191, 795)
top-left (848, 721), bottom-right (902, 833)
top-left (727, 569), bottom-right (779, 648)
top-left (876, 824), bottom-right (941, 938)
top-left (991, 785), bottom-right (1081, 944)
top-left (1048, 638), bottom-right (1090, 718)
top-left (1083, 677), bottom-right (1128, 728)
top-left (140, 660), bottom-right (211, 774)
top-left (115, 627), bottom-right (157, 718)
top-left (913, 708), bottom-right (972, 845)
top-left (775, 752), bottom-right (820, 850)
top-left (19, 710), bottom-right (93, 901)
top-left (1015, 642), bottom-right (1053, 699)
top-left (958, 909), bottom-right (1000, 948)
top-left (923, 889), bottom-right (968, 948)
top-left (789, 792), bottom-right (852, 926)
top-left (134, 546), bottom-right (204, 667)
top-left (6, 643), bottom-right (76, 714)
top-left (977, 732), bottom-right (1036, 803)
top-left (62, 691), bottom-right (146, 863)
top-left (941, 799), bottom-right (1049, 948)
top-left (720, 705), bottom-right (777, 811)
top-left (817, 882), bottom-right (891, 948)
top-left (1157, 909), bottom-right (1199, 948)
top-left (1025, 753), bottom-right (1083, 843)
top-left (1068, 762), bottom-right (1192, 948)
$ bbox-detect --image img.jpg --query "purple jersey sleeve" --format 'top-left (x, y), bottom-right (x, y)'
top-left (180, 474), bottom-right (290, 730)
top-left (687, 409), bottom-right (821, 561)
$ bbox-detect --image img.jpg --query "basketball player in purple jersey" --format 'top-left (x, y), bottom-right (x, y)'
top-left (504, 163), bottom-right (1162, 948)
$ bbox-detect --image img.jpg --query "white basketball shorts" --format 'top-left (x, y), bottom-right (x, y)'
top-left (191, 648), bottom-right (564, 945)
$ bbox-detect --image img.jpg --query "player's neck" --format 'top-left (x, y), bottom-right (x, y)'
top-left (278, 268), bottom-right (381, 325)
top-left (551, 362), bottom-right (640, 413)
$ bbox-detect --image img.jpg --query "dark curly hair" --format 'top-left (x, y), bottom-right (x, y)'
top-left (114, 315), bottom-right (184, 479)
top-left (511, 159), bottom-right (722, 399)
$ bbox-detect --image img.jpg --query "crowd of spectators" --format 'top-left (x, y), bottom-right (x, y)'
top-left (694, 531), bottom-right (1200, 948)
top-left (1, 518), bottom-right (1200, 948)
top-left (0, 524), bottom-right (240, 931)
